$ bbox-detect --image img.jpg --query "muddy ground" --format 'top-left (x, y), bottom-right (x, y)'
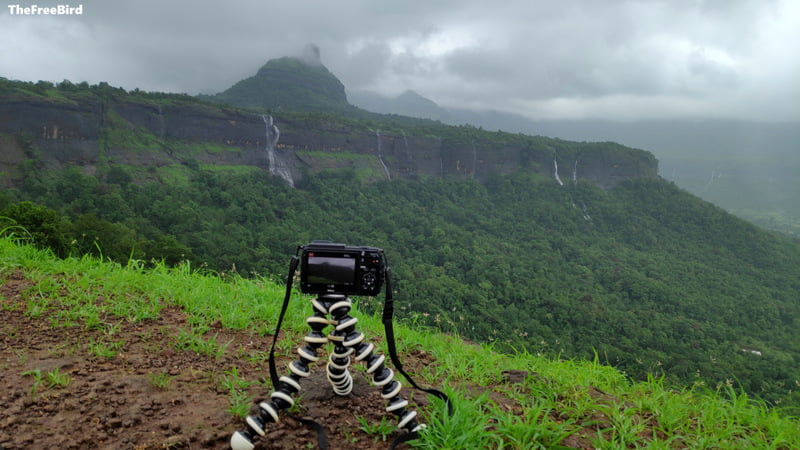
top-left (0, 268), bottom-right (444, 450)
top-left (0, 268), bottom-right (616, 449)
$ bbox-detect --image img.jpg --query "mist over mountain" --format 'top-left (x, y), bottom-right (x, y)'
top-left (348, 89), bottom-right (450, 121)
top-left (350, 90), bottom-right (800, 235)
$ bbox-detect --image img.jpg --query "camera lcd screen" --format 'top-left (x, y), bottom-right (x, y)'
top-left (306, 255), bottom-right (356, 286)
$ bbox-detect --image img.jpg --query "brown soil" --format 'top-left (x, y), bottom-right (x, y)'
top-left (0, 269), bottom-right (430, 450)
top-left (0, 268), bottom-right (626, 450)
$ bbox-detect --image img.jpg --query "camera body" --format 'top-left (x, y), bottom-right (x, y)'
top-left (299, 241), bottom-right (385, 296)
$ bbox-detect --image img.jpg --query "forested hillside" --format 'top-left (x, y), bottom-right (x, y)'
top-left (3, 164), bottom-right (800, 412)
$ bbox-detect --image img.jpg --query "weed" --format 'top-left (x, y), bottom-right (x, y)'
top-left (25, 296), bottom-right (50, 318)
top-left (45, 367), bottom-right (71, 388)
top-left (219, 366), bottom-right (258, 418)
top-left (225, 388), bottom-right (252, 418)
top-left (22, 368), bottom-right (71, 395)
top-left (491, 397), bottom-right (578, 449)
top-left (0, 216), bottom-right (32, 243)
top-left (22, 369), bottom-right (43, 395)
top-left (103, 320), bottom-right (122, 336)
top-left (240, 349), bottom-right (269, 365)
top-left (173, 327), bottom-right (231, 359)
top-left (14, 349), bottom-right (27, 364)
top-left (415, 389), bottom-right (504, 449)
top-left (341, 428), bottom-right (360, 445)
top-left (218, 366), bottom-right (255, 392)
top-left (147, 372), bottom-right (177, 390)
top-left (88, 338), bottom-right (125, 359)
top-left (357, 415), bottom-right (395, 443)
top-left (286, 393), bottom-right (305, 415)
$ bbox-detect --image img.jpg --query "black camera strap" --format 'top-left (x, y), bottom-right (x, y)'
top-left (268, 256), bottom-right (330, 449)
top-left (268, 256), bottom-right (298, 390)
top-left (381, 265), bottom-right (453, 416)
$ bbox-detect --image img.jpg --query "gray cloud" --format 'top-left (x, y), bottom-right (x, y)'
top-left (1, 0), bottom-right (797, 121)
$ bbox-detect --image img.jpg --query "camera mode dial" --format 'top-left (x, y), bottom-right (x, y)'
top-left (362, 272), bottom-right (377, 289)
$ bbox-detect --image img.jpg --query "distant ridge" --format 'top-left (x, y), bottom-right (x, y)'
top-left (348, 89), bottom-right (450, 121)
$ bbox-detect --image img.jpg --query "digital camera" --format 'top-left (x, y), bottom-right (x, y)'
top-left (299, 241), bottom-right (385, 296)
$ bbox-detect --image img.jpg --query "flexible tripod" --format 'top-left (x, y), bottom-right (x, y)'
top-left (230, 294), bottom-right (424, 450)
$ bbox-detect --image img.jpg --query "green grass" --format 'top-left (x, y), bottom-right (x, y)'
top-left (218, 366), bottom-right (257, 418)
top-left (172, 327), bottom-right (231, 359)
top-left (87, 337), bottom-right (125, 359)
top-left (218, 366), bottom-right (256, 392)
top-left (296, 150), bottom-right (376, 161)
top-left (168, 139), bottom-right (243, 155)
top-left (1, 235), bottom-right (799, 448)
top-left (22, 367), bottom-right (72, 396)
top-left (225, 388), bottom-right (253, 418)
top-left (146, 371), bottom-right (177, 390)
top-left (357, 415), bottom-right (396, 443)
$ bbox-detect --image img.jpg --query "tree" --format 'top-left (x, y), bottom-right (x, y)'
top-left (1, 201), bottom-right (69, 256)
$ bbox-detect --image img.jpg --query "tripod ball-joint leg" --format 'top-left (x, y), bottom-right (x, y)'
top-left (230, 299), bottom-right (330, 450)
top-left (328, 299), bottom-right (424, 433)
top-left (231, 295), bottom-right (425, 450)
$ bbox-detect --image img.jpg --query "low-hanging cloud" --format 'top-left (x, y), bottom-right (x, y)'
top-left (1, 0), bottom-right (796, 121)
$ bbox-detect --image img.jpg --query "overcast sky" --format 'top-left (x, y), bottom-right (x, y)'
top-left (2, 0), bottom-right (798, 122)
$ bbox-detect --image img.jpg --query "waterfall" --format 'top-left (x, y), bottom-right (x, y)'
top-left (553, 152), bottom-right (564, 186)
top-left (581, 203), bottom-right (591, 221)
top-left (375, 130), bottom-right (391, 180)
top-left (262, 114), bottom-right (294, 187)
top-left (703, 168), bottom-right (720, 192)
top-left (572, 159), bottom-right (578, 184)
top-left (471, 142), bottom-right (478, 178)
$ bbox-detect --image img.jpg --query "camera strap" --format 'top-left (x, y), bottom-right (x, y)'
top-left (381, 265), bottom-right (453, 416)
top-left (268, 256), bottom-right (330, 449)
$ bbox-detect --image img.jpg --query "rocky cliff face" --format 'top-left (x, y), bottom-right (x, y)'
top-left (0, 93), bottom-right (657, 189)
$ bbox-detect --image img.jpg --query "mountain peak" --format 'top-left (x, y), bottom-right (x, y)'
top-left (206, 51), bottom-right (350, 112)
top-left (299, 43), bottom-right (322, 66)
top-left (397, 89), bottom-right (424, 99)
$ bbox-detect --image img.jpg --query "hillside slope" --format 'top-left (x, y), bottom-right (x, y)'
top-left (2, 238), bottom-right (798, 449)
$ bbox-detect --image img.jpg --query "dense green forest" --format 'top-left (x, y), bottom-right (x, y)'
top-left (3, 163), bottom-right (800, 413)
